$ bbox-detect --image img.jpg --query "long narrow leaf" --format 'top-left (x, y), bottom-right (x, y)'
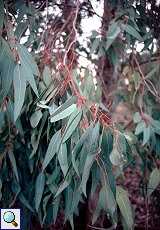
top-left (13, 64), bottom-right (26, 122)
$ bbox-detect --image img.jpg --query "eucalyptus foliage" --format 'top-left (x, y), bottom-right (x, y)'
top-left (0, 1), bottom-right (160, 229)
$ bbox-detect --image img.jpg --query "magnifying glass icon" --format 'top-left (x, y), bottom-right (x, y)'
top-left (3, 211), bottom-right (18, 227)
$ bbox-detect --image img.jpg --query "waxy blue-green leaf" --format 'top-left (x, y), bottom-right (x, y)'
top-left (20, 55), bottom-right (38, 96)
top-left (133, 112), bottom-right (141, 123)
top-left (8, 149), bottom-right (19, 182)
top-left (142, 126), bottom-right (151, 146)
top-left (123, 132), bottom-right (137, 144)
top-left (116, 186), bottom-right (133, 229)
top-left (105, 22), bottom-right (120, 50)
top-left (17, 43), bottom-right (39, 76)
top-left (50, 104), bottom-right (77, 123)
top-left (147, 168), bottom-right (160, 197)
top-left (2, 58), bottom-right (15, 98)
top-left (55, 180), bottom-right (70, 197)
top-left (43, 66), bottom-right (51, 86)
top-left (13, 64), bottom-right (26, 122)
top-left (109, 148), bottom-right (122, 166)
top-left (99, 186), bottom-right (116, 216)
top-left (62, 107), bottom-right (82, 143)
top-left (135, 121), bottom-right (146, 135)
top-left (35, 172), bottom-right (45, 212)
top-left (53, 196), bottom-right (60, 223)
top-left (0, 48), bottom-right (7, 71)
top-left (0, 1), bottom-right (4, 32)
top-left (19, 192), bottom-right (35, 212)
top-left (58, 143), bottom-right (68, 176)
top-left (82, 148), bottom-right (100, 196)
top-left (42, 130), bottom-right (61, 169)
top-left (50, 95), bottom-right (78, 117)
top-left (90, 38), bottom-right (100, 55)
top-left (123, 24), bottom-right (142, 41)
top-left (72, 125), bottom-right (93, 176)
top-left (30, 110), bottom-right (42, 128)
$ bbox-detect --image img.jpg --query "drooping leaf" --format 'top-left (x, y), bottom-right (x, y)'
top-left (147, 168), bottom-right (160, 197)
top-left (133, 112), bottom-right (141, 123)
top-left (57, 143), bottom-right (68, 176)
top-left (123, 132), bottom-right (137, 144)
top-left (99, 186), bottom-right (116, 216)
top-left (53, 196), bottom-right (60, 223)
top-left (135, 121), bottom-right (146, 135)
top-left (17, 43), bottom-right (39, 76)
top-left (20, 56), bottom-right (39, 96)
top-left (0, 1), bottom-right (4, 32)
top-left (50, 104), bottom-right (77, 123)
top-left (62, 108), bottom-right (82, 143)
top-left (43, 66), bottom-right (51, 86)
top-left (142, 126), bottom-right (151, 146)
top-left (30, 110), bottom-right (42, 128)
top-left (90, 38), bottom-right (100, 55)
top-left (82, 148), bottom-right (100, 196)
top-left (1, 58), bottom-right (15, 98)
top-left (42, 130), bottom-right (61, 170)
top-left (116, 186), bottom-right (133, 229)
top-left (8, 149), bottom-right (19, 182)
top-left (50, 96), bottom-right (78, 117)
top-left (13, 64), bottom-right (26, 122)
top-left (123, 24), bottom-right (142, 41)
top-left (109, 148), bottom-right (122, 166)
top-left (35, 172), bottom-right (45, 212)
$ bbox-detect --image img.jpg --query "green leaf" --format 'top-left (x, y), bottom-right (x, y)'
top-left (133, 112), bottom-right (141, 123)
top-left (123, 24), bottom-right (142, 41)
top-left (50, 95), bottom-right (78, 117)
top-left (13, 64), bottom-right (26, 122)
top-left (90, 30), bottom-right (99, 38)
top-left (17, 43), bottom-right (39, 76)
top-left (116, 186), bottom-right (133, 228)
top-left (43, 66), bottom-right (51, 86)
top-left (55, 180), bottom-right (70, 197)
top-left (1, 58), bottom-right (15, 98)
top-left (123, 132), bottom-right (137, 144)
top-left (99, 186), bottom-right (116, 216)
top-left (109, 148), bottom-right (122, 166)
top-left (62, 108), bottom-right (82, 143)
top-left (18, 191), bottom-right (35, 212)
top-left (142, 126), bottom-right (151, 146)
top-left (53, 196), bottom-right (60, 223)
top-left (20, 55), bottom-right (39, 96)
top-left (50, 104), bottom-right (77, 123)
top-left (42, 130), bottom-right (61, 169)
top-left (8, 149), bottom-right (19, 182)
top-left (135, 121), bottom-right (146, 135)
top-left (35, 172), bottom-right (45, 212)
top-left (30, 110), bottom-right (42, 128)
top-left (106, 26), bottom-right (120, 50)
top-left (72, 125), bottom-right (93, 176)
top-left (147, 168), bottom-right (160, 197)
top-left (0, 179), bottom-right (2, 201)
top-left (58, 143), bottom-right (68, 176)
top-left (0, 1), bottom-right (4, 32)
top-left (82, 148), bottom-right (100, 196)
top-left (92, 201), bottom-right (101, 225)
top-left (90, 38), bottom-right (100, 55)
